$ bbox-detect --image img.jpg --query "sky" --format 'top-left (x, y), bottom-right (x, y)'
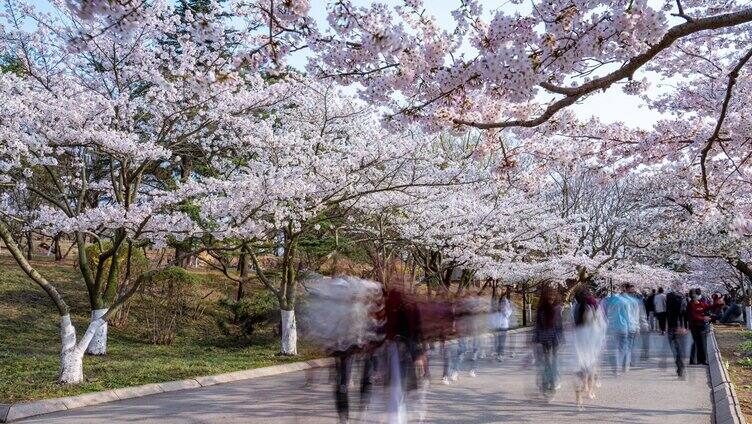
top-left (21, 0), bottom-right (664, 129)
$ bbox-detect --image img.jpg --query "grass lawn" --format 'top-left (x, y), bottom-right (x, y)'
top-left (0, 255), bottom-right (319, 404)
top-left (714, 325), bottom-right (752, 421)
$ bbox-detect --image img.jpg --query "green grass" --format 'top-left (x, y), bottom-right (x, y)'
top-left (737, 332), bottom-right (752, 367)
top-left (737, 358), bottom-right (752, 368)
top-left (740, 340), bottom-right (752, 353)
top-left (0, 256), bottom-right (318, 403)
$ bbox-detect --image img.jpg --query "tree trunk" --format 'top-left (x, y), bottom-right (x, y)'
top-left (54, 234), bottom-right (63, 261)
top-left (59, 315), bottom-right (84, 384)
top-left (174, 245), bottom-right (191, 268)
top-left (85, 308), bottom-right (108, 355)
top-left (234, 248), bottom-right (249, 324)
top-left (26, 231), bottom-right (33, 260)
top-left (280, 309), bottom-right (297, 355)
top-left (62, 315), bottom-right (109, 384)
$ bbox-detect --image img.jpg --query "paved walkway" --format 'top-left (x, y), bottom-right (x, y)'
top-left (19, 331), bottom-right (712, 423)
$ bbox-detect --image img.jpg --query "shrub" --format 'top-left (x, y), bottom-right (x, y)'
top-left (141, 266), bottom-right (203, 345)
top-left (217, 291), bottom-right (279, 337)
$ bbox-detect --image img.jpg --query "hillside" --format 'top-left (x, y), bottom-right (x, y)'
top-left (0, 255), bottom-right (318, 403)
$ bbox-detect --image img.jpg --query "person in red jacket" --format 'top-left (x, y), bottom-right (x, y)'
top-left (688, 288), bottom-right (710, 365)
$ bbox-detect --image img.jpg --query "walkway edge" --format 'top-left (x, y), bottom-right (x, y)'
top-left (3, 328), bottom-right (532, 423)
top-left (0, 357), bottom-right (334, 423)
top-left (708, 327), bottom-right (747, 424)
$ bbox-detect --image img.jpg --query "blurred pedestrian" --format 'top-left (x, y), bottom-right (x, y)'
top-left (680, 292), bottom-right (689, 328)
top-left (625, 284), bottom-right (648, 365)
top-left (654, 287), bottom-right (667, 335)
top-left (605, 285), bottom-right (631, 375)
top-left (299, 276), bottom-right (385, 424)
top-left (666, 288), bottom-right (687, 378)
top-left (383, 285), bottom-right (425, 423)
top-left (572, 289), bottom-right (606, 408)
top-left (646, 289), bottom-right (656, 331)
top-left (456, 294), bottom-right (484, 378)
top-left (533, 287), bottom-right (564, 399)
top-left (493, 287), bottom-right (515, 361)
top-left (432, 293), bottom-right (458, 385)
top-left (720, 296), bottom-right (744, 324)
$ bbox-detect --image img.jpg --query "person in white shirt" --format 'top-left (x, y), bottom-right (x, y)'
top-left (493, 288), bottom-right (515, 361)
top-left (653, 287), bottom-right (668, 335)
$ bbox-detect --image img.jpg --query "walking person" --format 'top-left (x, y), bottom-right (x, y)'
top-left (494, 287), bottom-right (514, 361)
top-left (654, 287), bottom-right (668, 335)
top-left (666, 288), bottom-right (687, 378)
top-left (383, 285), bottom-right (425, 424)
top-left (625, 284), bottom-right (647, 365)
top-left (572, 289), bottom-right (606, 409)
top-left (688, 288), bottom-right (710, 365)
top-left (533, 287), bottom-right (564, 399)
top-left (437, 295), bottom-right (458, 385)
top-left (300, 276), bottom-right (385, 424)
top-left (646, 289), bottom-right (656, 331)
top-left (680, 292), bottom-right (689, 328)
top-left (456, 294), bottom-right (484, 378)
top-left (605, 286), bottom-right (631, 375)
top-left (334, 348), bottom-right (378, 423)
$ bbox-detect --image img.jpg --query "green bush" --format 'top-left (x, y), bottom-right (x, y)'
top-left (141, 266), bottom-right (203, 345)
top-left (217, 291), bottom-right (279, 337)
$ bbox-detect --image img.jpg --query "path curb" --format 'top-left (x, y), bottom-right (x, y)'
top-left (708, 327), bottom-right (747, 424)
top-left (1, 330), bottom-right (530, 423)
top-left (0, 405), bottom-right (10, 423)
top-left (0, 357), bottom-right (334, 423)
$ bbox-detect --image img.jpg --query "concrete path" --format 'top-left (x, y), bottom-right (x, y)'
top-left (19, 331), bottom-right (712, 423)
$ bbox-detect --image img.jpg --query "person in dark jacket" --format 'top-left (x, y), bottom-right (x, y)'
top-left (383, 285), bottom-right (425, 422)
top-left (533, 286), bottom-right (564, 398)
top-left (646, 289), bottom-right (656, 331)
top-left (666, 289), bottom-right (687, 378)
top-left (720, 298), bottom-right (744, 324)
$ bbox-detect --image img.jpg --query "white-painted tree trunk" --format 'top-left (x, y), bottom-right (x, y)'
top-left (280, 309), bottom-right (297, 355)
top-left (746, 306), bottom-right (752, 331)
top-left (59, 315), bottom-right (84, 384)
top-left (85, 308), bottom-right (108, 355)
top-left (58, 315), bottom-right (108, 384)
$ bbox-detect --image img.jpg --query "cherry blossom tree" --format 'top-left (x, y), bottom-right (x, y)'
top-left (0, 0), bottom-right (291, 380)
top-left (306, 1), bottom-right (752, 256)
top-left (189, 81), bottom-right (498, 354)
top-left (4, 0), bottom-right (749, 376)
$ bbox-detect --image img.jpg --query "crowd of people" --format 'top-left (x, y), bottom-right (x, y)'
top-left (301, 277), bottom-right (744, 423)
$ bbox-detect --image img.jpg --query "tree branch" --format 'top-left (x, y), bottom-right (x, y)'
top-left (454, 8), bottom-right (752, 129)
top-left (0, 216), bottom-right (69, 315)
top-left (699, 46), bottom-right (752, 198)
